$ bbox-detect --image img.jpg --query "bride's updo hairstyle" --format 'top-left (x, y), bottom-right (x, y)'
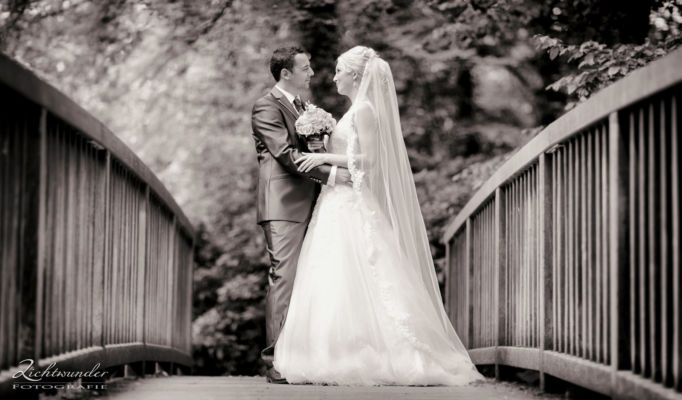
top-left (337, 46), bottom-right (378, 83)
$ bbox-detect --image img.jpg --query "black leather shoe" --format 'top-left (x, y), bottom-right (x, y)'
top-left (266, 368), bottom-right (288, 384)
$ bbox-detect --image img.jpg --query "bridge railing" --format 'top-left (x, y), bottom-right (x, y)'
top-left (442, 47), bottom-right (682, 399)
top-left (0, 54), bottom-right (194, 394)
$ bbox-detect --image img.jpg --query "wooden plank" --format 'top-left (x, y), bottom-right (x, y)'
top-left (660, 97), bottom-right (671, 386)
top-left (8, 116), bottom-right (19, 366)
top-left (613, 370), bottom-right (682, 400)
top-left (0, 94), bottom-right (7, 369)
top-left (583, 127), bottom-right (598, 361)
top-left (601, 124), bottom-right (609, 365)
top-left (497, 346), bottom-right (541, 370)
top-left (611, 110), bottom-right (631, 387)
top-left (539, 154), bottom-right (552, 389)
top-left (482, 207), bottom-right (486, 347)
top-left (638, 107), bottom-right (650, 377)
top-left (74, 135), bottom-right (83, 351)
top-left (57, 124), bottom-right (68, 354)
top-left (65, 132), bottom-right (75, 353)
top-left (566, 141), bottom-right (573, 356)
top-left (466, 219), bottom-right (473, 349)
top-left (168, 217), bottom-right (177, 346)
top-left (91, 151), bottom-right (108, 348)
top-left (543, 350), bottom-right (613, 397)
top-left (561, 147), bottom-right (571, 354)
top-left (474, 212), bottom-right (479, 348)
top-left (648, 102), bottom-right (661, 382)
top-left (35, 108), bottom-right (48, 360)
top-left (505, 187), bottom-right (510, 346)
top-left (482, 200), bottom-right (488, 347)
top-left (483, 203), bottom-right (488, 347)
top-left (17, 103), bottom-right (40, 364)
top-left (521, 173), bottom-right (525, 347)
top-left (672, 95), bottom-right (681, 390)
top-left (42, 120), bottom-right (54, 357)
top-left (552, 151), bottom-right (559, 353)
top-left (595, 126), bottom-right (603, 364)
top-left (513, 182), bottom-right (517, 347)
top-left (581, 133), bottom-right (587, 359)
top-left (469, 346), bottom-right (497, 365)
top-left (138, 186), bottom-right (147, 344)
top-left (186, 241), bottom-right (194, 353)
top-left (527, 170), bottom-right (532, 348)
top-left (442, 48), bottom-right (682, 244)
top-left (121, 172), bottom-right (128, 343)
top-left (630, 110), bottom-right (639, 373)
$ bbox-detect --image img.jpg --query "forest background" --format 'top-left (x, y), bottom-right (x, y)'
top-left (1, 0), bottom-right (680, 375)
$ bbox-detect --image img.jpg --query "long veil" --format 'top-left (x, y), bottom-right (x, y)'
top-left (347, 52), bottom-right (470, 356)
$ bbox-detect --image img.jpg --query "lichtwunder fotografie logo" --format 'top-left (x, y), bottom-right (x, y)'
top-left (12, 358), bottom-right (110, 391)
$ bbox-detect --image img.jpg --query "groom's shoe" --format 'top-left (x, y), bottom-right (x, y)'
top-left (266, 368), bottom-right (288, 384)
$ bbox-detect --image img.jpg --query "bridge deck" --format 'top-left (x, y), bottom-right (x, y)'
top-left (83, 375), bottom-right (560, 400)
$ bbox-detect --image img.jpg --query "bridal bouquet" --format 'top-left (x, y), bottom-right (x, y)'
top-left (295, 104), bottom-right (335, 153)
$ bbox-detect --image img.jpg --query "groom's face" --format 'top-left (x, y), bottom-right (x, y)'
top-left (284, 53), bottom-right (314, 92)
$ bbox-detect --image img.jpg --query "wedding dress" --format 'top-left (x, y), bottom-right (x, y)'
top-left (273, 53), bottom-right (485, 386)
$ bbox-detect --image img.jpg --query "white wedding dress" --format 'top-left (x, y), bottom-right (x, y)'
top-left (273, 103), bottom-right (485, 386)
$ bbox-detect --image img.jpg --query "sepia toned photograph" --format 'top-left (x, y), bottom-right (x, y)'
top-left (1, 0), bottom-right (681, 399)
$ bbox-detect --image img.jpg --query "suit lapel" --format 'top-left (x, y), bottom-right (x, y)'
top-left (271, 87), bottom-right (299, 120)
top-left (270, 87), bottom-right (302, 147)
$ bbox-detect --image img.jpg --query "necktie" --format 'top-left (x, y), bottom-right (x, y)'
top-left (293, 96), bottom-right (304, 114)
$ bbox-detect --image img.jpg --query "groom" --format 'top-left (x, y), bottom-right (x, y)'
top-left (251, 46), bottom-right (351, 384)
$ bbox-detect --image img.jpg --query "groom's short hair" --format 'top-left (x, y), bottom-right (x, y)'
top-left (270, 46), bottom-right (307, 81)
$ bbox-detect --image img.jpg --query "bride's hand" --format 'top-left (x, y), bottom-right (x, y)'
top-left (295, 153), bottom-right (327, 173)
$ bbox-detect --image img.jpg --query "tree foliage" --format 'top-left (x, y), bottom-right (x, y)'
top-left (535, 0), bottom-right (682, 109)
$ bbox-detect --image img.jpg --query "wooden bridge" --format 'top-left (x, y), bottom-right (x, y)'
top-left (442, 47), bottom-right (682, 399)
top-left (1, 46), bottom-right (681, 399)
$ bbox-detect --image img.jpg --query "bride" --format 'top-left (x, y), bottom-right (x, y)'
top-left (274, 45), bottom-right (485, 386)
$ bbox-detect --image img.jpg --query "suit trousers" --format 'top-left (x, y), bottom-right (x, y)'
top-left (259, 218), bottom-right (309, 371)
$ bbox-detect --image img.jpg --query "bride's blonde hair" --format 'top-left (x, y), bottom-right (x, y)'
top-left (337, 46), bottom-right (378, 82)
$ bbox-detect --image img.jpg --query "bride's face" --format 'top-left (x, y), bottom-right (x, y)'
top-left (333, 63), bottom-right (354, 96)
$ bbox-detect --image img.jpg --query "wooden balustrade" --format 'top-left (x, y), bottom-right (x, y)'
top-left (442, 48), bottom-right (682, 399)
top-left (0, 53), bottom-right (194, 395)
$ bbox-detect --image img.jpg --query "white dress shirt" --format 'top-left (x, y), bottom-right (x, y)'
top-left (275, 84), bottom-right (337, 186)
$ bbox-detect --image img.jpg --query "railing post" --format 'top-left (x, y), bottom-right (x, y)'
top-left (466, 218), bottom-right (473, 349)
top-left (187, 240), bottom-right (195, 355)
top-left (92, 151), bottom-right (110, 348)
top-left (494, 187), bottom-right (506, 379)
top-left (609, 111), bottom-right (630, 396)
top-left (167, 216), bottom-right (176, 347)
top-left (538, 153), bottom-right (554, 390)
top-left (34, 109), bottom-right (48, 361)
top-left (136, 186), bottom-right (149, 345)
top-left (19, 107), bottom-right (46, 363)
top-left (445, 239), bottom-right (452, 316)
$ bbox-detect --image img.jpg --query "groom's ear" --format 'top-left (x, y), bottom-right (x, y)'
top-left (280, 68), bottom-right (292, 80)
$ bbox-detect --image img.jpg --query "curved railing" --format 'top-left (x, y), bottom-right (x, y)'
top-left (442, 47), bottom-right (682, 399)
top-left (0, 53), bottom-right (194, 395)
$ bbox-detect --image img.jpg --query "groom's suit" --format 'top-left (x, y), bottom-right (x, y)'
top-left (251, 86), bottom-right (334, 379)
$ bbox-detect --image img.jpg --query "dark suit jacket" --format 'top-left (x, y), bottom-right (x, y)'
top-left (251, 86), bottom-right (332, 224)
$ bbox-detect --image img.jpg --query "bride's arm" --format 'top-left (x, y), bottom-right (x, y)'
top-left (295, 151), bottom-right (347, 172)
top-left (353, 102), bottom-right (377, 168)
top-left (295, 103), bottom-right (377, 172)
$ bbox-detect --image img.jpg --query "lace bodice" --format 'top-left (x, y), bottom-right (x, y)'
top-left (327, 109), bottom-right (353, 155)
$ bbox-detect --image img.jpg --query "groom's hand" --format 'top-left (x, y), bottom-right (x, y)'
top-left (335, 168), bottom-right (352, 186)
